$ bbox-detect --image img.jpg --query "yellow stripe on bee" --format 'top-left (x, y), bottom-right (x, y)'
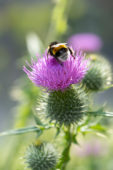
top-left (52, 45), bottom-right (67, 55)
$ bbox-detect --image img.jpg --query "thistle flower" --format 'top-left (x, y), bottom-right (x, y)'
top-left (24, 143), bottom-right (58, 170)
top-left (24, 49), bottom-right (89, 126)
top-left (23, 51), bottom-right (89, 91)
top-left (68, 33), bottom-right (102, 52)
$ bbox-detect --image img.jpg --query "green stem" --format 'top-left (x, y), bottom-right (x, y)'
top-left (61, 140), bottom-right (71, 170)
top-left (57, 127), bottom-right (72, 170)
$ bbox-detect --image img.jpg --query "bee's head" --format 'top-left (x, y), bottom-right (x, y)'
top-left (49, 41), bottom-right (59, 47)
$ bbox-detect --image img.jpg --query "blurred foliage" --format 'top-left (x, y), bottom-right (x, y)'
top-left (11, 78), bottom-right (40, 128)
top-left (0, 3), bottom-right (51, 40)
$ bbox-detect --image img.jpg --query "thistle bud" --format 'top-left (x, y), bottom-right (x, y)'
top-left (42, 86), bottom-right (87, 126)
top-left (82, 54), bottom-right (112, 92)
top-left (24, 143), bottom-right (58, 170)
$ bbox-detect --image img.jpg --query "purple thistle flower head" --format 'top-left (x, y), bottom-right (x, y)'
top-left (23, 50), bottom-right (89, 91)
top-left (68, 33), bottom-right (103, 52)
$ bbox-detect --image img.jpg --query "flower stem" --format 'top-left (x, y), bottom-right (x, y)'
top-left (57, 126), bottom-right (72, 170)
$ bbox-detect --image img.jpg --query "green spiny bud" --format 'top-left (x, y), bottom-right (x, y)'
top-left (82, 54), bottom-right (112, 92)
top-left (46, 86), bottom-right (87, 126)
top-left (24, 142), bottom-right (58, 170)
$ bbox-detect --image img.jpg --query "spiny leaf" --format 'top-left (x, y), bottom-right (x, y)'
top-left (80, 123), bottom-right (107, 136)
top-left (0, 126), bottom-right (41, 136)
top-left (89, 124), bottom-right (107, 133)
top-left (102, 84), bottom-right (113, 91)
top-left (88, 108), bottom-right (113, 117)
top-left (72, 135), bottom-right (79, 145)
top-left (33, 113), bottom-right (43, 126)
top-left (0, 125), bottom-right (53, 137)
top-left (54, 127), bottom-right (61, 138)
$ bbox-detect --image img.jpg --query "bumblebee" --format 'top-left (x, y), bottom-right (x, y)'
top-left (47, 41), bottom-right (75, 64)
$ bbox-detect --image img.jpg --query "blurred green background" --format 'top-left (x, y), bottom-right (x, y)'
top-left (0, 0), bottom-right (113, 169)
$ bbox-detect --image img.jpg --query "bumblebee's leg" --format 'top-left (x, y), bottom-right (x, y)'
top-left (68, 47), bottom-right (75, 59)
